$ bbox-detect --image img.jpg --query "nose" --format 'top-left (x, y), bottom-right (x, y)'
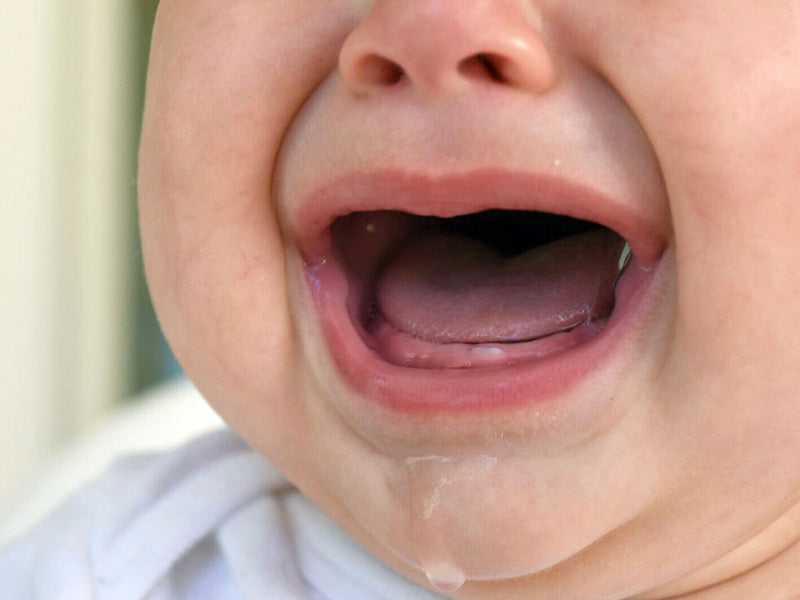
top-left (339, 0), bottom-right (557, 99)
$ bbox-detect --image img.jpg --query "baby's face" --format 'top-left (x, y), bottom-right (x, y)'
top-left (139, 2), bottom-right (800, 598)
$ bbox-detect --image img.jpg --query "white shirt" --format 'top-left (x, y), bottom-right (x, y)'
top-left (0, 430), bottom-right (446, 600)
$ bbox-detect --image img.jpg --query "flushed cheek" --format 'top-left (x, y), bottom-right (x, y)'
top-left (665, 132), bottom-right (800, 389)
top-left (140, 2), bottom-right (360, 430)
top-left (572, 0), bottom-right (800, 553)
top-left (591, 5), bottom-right (800, 390)
top-left (654, 188), bottom-right (800, 526)
top-left (580, 3), bottom-right (800, 192)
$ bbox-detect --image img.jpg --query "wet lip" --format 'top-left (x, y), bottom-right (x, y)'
top-left (294, 169), bottom-right (665, 413)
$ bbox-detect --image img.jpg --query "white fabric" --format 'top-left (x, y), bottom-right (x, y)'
top-left (0, 429), bottom-right (447, 600)
top-left (0, 378), bottom-right (224, 545)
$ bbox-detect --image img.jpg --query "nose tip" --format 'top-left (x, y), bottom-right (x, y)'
top-left (339, 0), bottom-right (557, 99)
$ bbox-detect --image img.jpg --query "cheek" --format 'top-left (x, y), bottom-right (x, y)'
top-left (569, 0), bottom-right (800, 504)
top-left (590, 4), bottom-right (800, 377)
top-left (138, 0), bottom-right (357, 435)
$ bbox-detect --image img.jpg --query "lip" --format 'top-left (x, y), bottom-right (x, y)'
top-left (294, 169), bottom-right (665, 265)
top-left (294, 169), bottom-right (666, 414)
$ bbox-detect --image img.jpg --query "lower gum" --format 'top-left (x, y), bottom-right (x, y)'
top-left (367, 315), bottom-right (606, 369)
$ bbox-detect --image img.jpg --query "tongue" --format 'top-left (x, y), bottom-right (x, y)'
top-left (375, 228), bottom-right (623, 344)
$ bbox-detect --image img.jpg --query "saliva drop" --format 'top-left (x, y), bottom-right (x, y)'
top-left (405, 454), bottom-right (498, 594)
top-left (424, 561), bottom-right (467, 593)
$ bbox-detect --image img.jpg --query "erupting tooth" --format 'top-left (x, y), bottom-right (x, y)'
top-left (618, 241), bottom-right (632, 272)
top-left (471, 347), bottom-right (506, 360)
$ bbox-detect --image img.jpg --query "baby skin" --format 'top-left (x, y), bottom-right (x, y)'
top-left (139, 1), bottom-right (800, 598)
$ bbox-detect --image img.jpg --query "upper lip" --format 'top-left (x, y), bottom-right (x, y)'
top-left (290, 168), bottom-right (668, 265)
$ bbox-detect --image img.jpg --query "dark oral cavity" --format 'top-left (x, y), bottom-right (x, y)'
top-left (331, 210), bottom-right (629, 369)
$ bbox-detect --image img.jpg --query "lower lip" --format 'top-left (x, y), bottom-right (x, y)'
top-left (306, 252), bottom-right (660, 414)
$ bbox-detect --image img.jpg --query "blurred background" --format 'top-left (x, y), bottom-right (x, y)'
top-left (0, 1), bottom-right (179, 508)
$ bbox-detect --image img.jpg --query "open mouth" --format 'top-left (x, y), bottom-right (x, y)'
top-left (295, 170), bottom-right (664, 412)
top-left (331, 209), bottom-right (630, 369)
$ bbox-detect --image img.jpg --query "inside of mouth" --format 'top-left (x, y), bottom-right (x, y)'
top-left (330, 210), bottom-right (627, 369)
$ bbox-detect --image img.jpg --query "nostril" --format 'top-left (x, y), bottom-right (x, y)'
top-left (354, 54), bottom-right (405, 87)
top-left (339, 3), bottom-right (557, 97)
top-left (458, 53), bottom-right (510, 85)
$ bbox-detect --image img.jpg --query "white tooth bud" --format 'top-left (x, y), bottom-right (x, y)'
top-left (618, 241), bottom-right (632, 272)
top-left (471, 347), bottom-right (506, 361)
